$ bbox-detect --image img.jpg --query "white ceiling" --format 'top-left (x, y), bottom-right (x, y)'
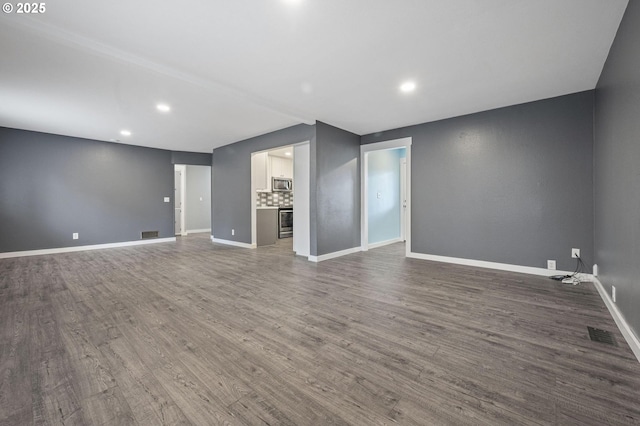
top-left (0, 0), bottom-right (628, 153)
top-left (268, 146), bottom-right (294, 159)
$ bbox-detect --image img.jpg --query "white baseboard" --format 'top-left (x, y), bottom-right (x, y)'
top-left (367, 238), bottom-right (403, 250)
top-left (407, 251), bottom-right (574, 277)
top-left (309, 246), bottom-right (361, 263)
top-left (185, 228), bottom-right (211, 235)
top-left (591, 277), bottom-right (640, 363)
top-left (210, 235), bottom-right (256, 249)
top-left (0, 237), bottom-right (176, 259)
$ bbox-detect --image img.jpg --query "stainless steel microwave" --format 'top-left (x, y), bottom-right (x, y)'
top-left (272, 177), bottom-right (292, 192)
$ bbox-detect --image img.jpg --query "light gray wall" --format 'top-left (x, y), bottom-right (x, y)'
top-left (0, 127), bottom-right (174, 252)
top-left (594, 1), bottom-right (639, 337)
top-left (368, 148), bottom-right (403, 244)
top-left (362, 91), bottom-right (594, 272)
top-left (185, 165), bottom-right (211, 231)
top-left (312, 122), bottom-right (361, 256)
top-left (211, 124), bottom-right (314, 243)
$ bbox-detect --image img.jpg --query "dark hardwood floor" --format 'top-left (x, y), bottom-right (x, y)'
top-left (1, 234), bottom-right (639, 425)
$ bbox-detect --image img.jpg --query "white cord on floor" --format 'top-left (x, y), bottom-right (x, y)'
top-left (562, 276), bottom-right (581, 285)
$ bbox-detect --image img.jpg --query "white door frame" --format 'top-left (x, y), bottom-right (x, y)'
top-left (360, 137), bottom-right (412, 255)
top-left (174, 164), bottom-right (187, 236)
top-left (293, 142), bottom-right (310, 257)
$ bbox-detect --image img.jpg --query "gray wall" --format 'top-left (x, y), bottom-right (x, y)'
top-left (594, 1), bottom-right (639, 337)
top-left (362, 91), bottom-right (594, 272)
top-left (185, 165), bottom-right (211, 232)
top-left (0, 127), bottom-right (174, 252)
top-left (312, 122), bottom-right (361, 256)
top-left (212, 124), bottom-right (314, 243)
top-left (171, 150), bottom-right (212, 166)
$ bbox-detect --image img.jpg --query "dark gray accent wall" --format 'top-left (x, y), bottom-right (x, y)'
top-left (171, 151), bottom-right (212, 166)
top-left (594, 1), bottom-right (639, 337)
top-left (0, 127), bottom-right (174, 253)
top-left (211, 124), bottom-right (314, 243)
top-left (362, 91), bottom-right (594, 272)
top-left (312, 122), bottom-right (361, 256)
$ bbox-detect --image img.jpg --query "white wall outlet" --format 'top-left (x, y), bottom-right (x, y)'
top-left (547, 260), bottom-right (556, 270)
top-left (612, 286), bottom-right (616, 303)
top-left (164, 197), bottom-right (170, 203)
top-left (593, 264), bottom-right (598, 276)
top-left (231, 229), bottom-right (235, 236)
top-left (72, 233), bottom-right (79, 240)
top-left (571, 248), bottom-right (580, 258)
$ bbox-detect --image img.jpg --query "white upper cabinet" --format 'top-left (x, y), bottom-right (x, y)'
top-left (270, 155), bottom-right (293, 179)
top-left (253, 152), bottom-right (271, 192)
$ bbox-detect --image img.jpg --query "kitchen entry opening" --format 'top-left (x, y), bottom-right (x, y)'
top-left (250, 141), bottom-right (310, 257)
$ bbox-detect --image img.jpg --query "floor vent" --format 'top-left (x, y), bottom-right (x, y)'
top-left (141, 231), bottom-right (159, 240)
top-left (588, 326), bottom-right (618, 346)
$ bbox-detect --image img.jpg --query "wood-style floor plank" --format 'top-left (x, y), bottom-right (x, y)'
top-left (1, 234), bottom-right (640, 425)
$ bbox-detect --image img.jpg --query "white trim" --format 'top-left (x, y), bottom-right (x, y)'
top-left (0, 238), bottom-right (176, 259)
top-left (407, 251), bottom-right (575, 277)
top-left (211, 235), bottom-right (256, 249)
top-left (250, 153), bottom-right (258, 247)
top-left (361, 137), bottom-right (412, 254)
top-left (591, 277), bottom-right (640, 363)
top-left (308, 246), bottom-right (361, 263)
top-left (367, 238), bottom-right (403, 250)
top-left (185, 228), bottom-right (211, 234)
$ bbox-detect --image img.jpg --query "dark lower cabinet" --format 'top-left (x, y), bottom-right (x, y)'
top-left (256, 208), bottom-right (277, 246)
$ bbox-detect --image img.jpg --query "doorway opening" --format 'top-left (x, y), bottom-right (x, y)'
top-left (250, 141), bottom-right (310, 257)
top-left (361, 137), bottom-right (412, 255)
top-left (174, 164), bottom-right (211, 237)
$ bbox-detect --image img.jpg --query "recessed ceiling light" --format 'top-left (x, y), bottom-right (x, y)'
top-left (156, 103), bottom-right (171, 112)
top-left (285, 152), bottom-right (292, 156)
top-left (120, 130), bottom-right (131, 136)
top-left (400, 81), bottom-right (416, 93)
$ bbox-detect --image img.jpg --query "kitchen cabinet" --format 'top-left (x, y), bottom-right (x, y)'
top-left (270, 155), bottom-right (293, 179)
top-left (253, 152), bottom-right (271, 192)
top-left (256, 208), bottom-right (278, 246)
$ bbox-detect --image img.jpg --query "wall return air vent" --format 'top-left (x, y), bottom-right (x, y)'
top-left (141, 231), bottom-right (159, 240)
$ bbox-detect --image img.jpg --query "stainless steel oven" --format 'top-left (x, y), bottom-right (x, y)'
top-left (278, 207), bottom-right (293, 238)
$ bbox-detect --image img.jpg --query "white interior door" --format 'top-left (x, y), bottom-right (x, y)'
top-left (400, 158), bottom-right (407, 241)
top-left (174, 169), bottom-right (182, 235)
top-left (173, 165), bottom-right (186, 235)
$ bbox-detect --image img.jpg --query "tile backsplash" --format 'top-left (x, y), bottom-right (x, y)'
top-left (257, 191), bottom-right (293, 207)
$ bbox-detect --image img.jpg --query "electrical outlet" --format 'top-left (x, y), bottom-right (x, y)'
top-left (612, 286), bottom-right (616, 303)
top-left (571, 248), bottom-right (580, 258)
top-left (72, 233), bottom-right (79, 240)
top-left (547, 260), bottom-right (556, 270)
top-left (231, 229), bottom-right (235, 236)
